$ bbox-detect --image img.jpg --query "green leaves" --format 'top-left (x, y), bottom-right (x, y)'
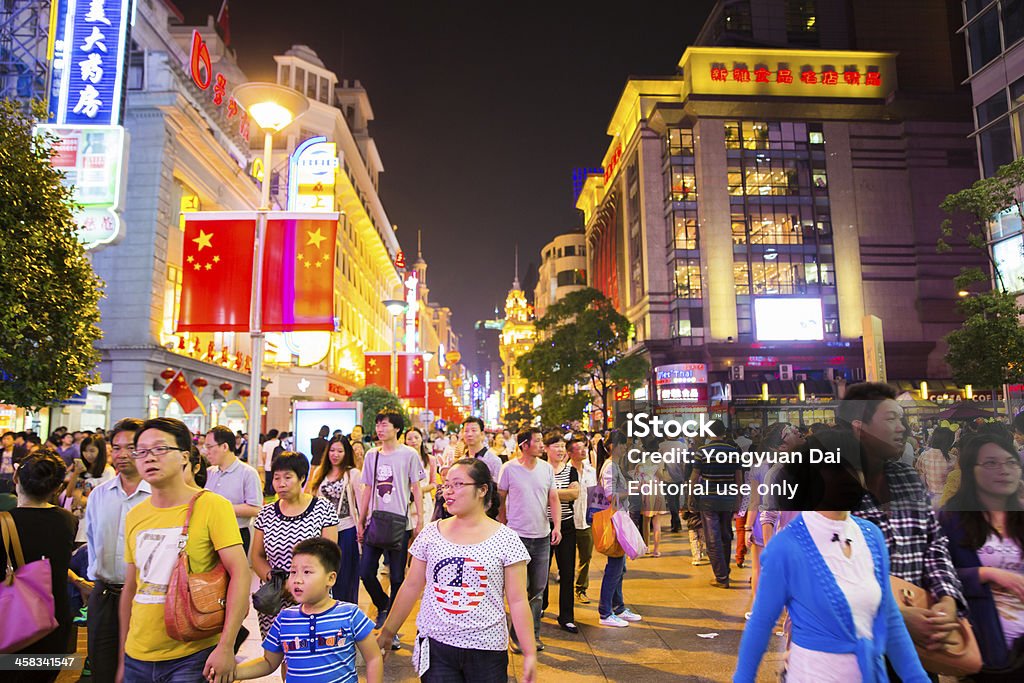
top-left (514, 288), bottom-right (648, 427)
top-left (945, 291), bottom-right (1024, 389)
top-left (0, 100), bottom-right (104, 408)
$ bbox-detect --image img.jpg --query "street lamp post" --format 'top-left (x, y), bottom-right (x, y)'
top-left (423, 349), bottom-right (436, 428)
top-left (382, 299), bottom-right (408, 396)
top-left (232, 82), bottom-right (309, 470)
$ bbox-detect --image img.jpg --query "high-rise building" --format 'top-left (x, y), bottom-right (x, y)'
top-left (534, 232), bottom-right (587, 319)
top-left (576, 2), bottom-right (981, 427)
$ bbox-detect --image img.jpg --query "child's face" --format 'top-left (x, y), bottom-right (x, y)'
top-left (289, 553), bottom-right (335, 604)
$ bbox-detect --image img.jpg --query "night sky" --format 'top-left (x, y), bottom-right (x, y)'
top-left (175, 1), bottom-right (716, 343)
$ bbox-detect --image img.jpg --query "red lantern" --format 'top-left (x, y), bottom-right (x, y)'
top-left (239, 389), bottom-right (251, 398)
top-left (160, 368), bottom-right (176, 381)
top-left (218, 382), bottom-right (233, 392)
top-left (260, 390), bottom-right (270, 398)
top-left (192, 377), bottom-right (209, 389)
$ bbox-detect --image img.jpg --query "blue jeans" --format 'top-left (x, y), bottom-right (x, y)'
top-left (599, 554), bottom-right (627, 619)
top-left (333, 526), bottom-right (360, 604)
top-left (510, 535), bottom-right (550, 643)
top-left (123, 646), bottom-right (214, 683)
top-left (700, 510), bottom-right (734, 584)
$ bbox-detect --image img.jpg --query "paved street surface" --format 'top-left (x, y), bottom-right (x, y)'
top-left (62, 531), bottom-right (787, 682)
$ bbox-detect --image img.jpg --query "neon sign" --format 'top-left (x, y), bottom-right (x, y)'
top-left (287, 136), bottom-right (339, 212)
top-left (709, 65), bottom-right (882, 87)
top-left (189, 30), bottom-right (249, 141)
top-left (603, 143), bottom-right (623, 183)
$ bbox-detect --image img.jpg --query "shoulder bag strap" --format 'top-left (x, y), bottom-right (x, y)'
top-left (369, 450), bottom-right (378, 515)
top-left (0, 510), bottom-right (26, 570)
top-left (179, 490), bottom-right (205, 539)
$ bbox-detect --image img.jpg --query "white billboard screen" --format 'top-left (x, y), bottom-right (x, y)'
top-left (754, 298), bottom-right (824, 341)
top-left (292, 402), bottom-right (362, 464)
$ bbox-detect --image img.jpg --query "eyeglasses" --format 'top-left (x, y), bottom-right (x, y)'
top-left (440, 481), bottom-right (480, 492)
top-left (130, 446), bottom-right (185, 460)
top-left (975, 459), bottom-right (1023, 471)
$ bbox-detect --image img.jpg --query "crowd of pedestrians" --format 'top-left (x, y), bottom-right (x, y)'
top-left (3, 379), bottom-right (1024, 681)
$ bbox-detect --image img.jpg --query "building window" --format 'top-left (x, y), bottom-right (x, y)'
top-left (785, 0), bottom-right (818, 47)
top-left (976, 90), bottom-right (1009, 127)
top-left (163, 265), bottom-right (182, 335)
top-left (980, 117), bottom-right (1015, 176)
top-left (294, 67), bottom-right (306, 91)
top-left (722, 0), bottom-right (753, 36)
top-left (556, 269), bottom-right (587, 287)
top-left (127, 41), bottom-right (145, 91)
top-left (667, 127), bottom-right (695, 156)
top-left (968, 7), bottom-right (1002, 73)
top-left (563, 245), bottom-right (576, 256)
top-left (1004, 0), bottom-right (1024, 47)
top-left (674, 260), bottom-right (702, 298)
top-left (320, 78), bottom-right (331, 104)
top-left (674, 214), bottom-right (699, 250)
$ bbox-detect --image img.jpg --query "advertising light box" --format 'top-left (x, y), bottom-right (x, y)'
top-left (292, 401), bottom-right (362, 464)
top-left (754, 298), bottom-right (824, 341)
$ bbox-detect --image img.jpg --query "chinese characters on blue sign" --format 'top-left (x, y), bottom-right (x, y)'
top-left (52, 0), bottom-right (131, 126)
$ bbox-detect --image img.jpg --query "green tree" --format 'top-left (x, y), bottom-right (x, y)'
top-left (502, 391), bottom-right (536, 433)
top-left (939, 156), bottom-right (1024, 414)
top-left (349, 385), bottom-right (409, 435)
top-left (0, 100), bottom-right (103, 407)
top-left (516, 288), bottom-right (649, 425)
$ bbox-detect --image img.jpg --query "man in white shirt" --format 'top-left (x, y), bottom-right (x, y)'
top-left (498, 428), bottom-right (561, 652)
top-left (261, 429), bottom-right (281, 496)
top-left (203, 426), bottom-right (263, 554)
top-left (461, 416), bottom-right (503, 480)
top-left (568, 436), bottom-right (597, 603)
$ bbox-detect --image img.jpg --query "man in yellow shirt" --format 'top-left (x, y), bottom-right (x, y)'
top-left (117, 418), bottom-right (250, 683)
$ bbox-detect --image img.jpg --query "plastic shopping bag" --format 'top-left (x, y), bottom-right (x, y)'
top-left (612, 510), bottom-right (647, 559)
top-left (593, 507), bottom-right (624, 557)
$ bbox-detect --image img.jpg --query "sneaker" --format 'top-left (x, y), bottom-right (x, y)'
top-left (575, 591), bottom-right (591, 604)
top-left (374, 609), bottom-right (389, 630)
top-left (81, 657), bottom-right (91, 677)
top-left (391, 634), bottom-right (401, 650)
top-left (599, 615), bottom-right (629, 628)
top-left (73, 606), bottom-right (88, 625)
top-left (709, 579), bottom-right (731, 589)
top-left (744, 612), bottom-right (752, 621)
top-left (618, 609), bottom-right (642, 622)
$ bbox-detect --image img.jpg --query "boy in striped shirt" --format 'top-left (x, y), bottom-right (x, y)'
top-left (236, 538), bottom-right (382, 683)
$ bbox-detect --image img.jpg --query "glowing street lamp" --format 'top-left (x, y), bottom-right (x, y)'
top-left (382, 299), bottom-right (409, 395)
top-left (232, 82), bottom-right (309, 469)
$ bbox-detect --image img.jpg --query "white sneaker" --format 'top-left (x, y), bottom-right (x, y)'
top-left (599, 615), bottom-right (629, 628)
top-left (618, 609), bottom-right (642, 622)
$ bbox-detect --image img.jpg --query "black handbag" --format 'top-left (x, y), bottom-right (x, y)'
top-left (252, 568), bottom-right (289, 616)
top-left (364, 449), bottom-right (409, 550)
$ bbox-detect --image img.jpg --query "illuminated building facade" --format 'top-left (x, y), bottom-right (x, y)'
top-left (499, 271), bottom-right (537, 410)
top-left (534, 232), bottom-right (587, 319)
top-left (577, 39), bottom-right (981, 425)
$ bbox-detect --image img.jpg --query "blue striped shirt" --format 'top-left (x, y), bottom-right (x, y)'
top-left (264, 601), bottom-right (374, 682)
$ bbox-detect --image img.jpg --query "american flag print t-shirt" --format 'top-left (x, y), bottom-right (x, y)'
top-left (409, 520), bottom-right (530, 651)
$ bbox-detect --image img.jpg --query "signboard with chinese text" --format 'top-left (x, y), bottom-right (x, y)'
top-left (36, 123), bottom-right (128, 249)
top-left (288, 136), bottom-right (339, 212)
top-left (51, 0), bottom-right (132, 126)
top-left (681, 47), bottom-right (898, 100)
top-left (654, 363), bottom-right (708, 404)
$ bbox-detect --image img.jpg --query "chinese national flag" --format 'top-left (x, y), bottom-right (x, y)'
top-left (165, 371), bottom-right (202, 414)
top-left (364, 353), bottom-right (391, 389)
top-left (177, 214), bottom-right (257, 331)
top-left (262, 214), bottom-right (339, 332)
top-left (428, 380), bottom-right (446, 405)
top-left (397, 353), bottom-right (426, 399)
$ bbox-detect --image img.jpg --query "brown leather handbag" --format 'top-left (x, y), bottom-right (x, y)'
top-left (890, 575), bottom-right (982, 676)
top-left (164, 491), bottom-right (228, 642)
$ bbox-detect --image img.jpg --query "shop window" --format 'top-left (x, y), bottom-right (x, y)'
top-left (976, 90), bottom-right (1009, 127)
top-left (968, 7), bottom-right (1002, 73)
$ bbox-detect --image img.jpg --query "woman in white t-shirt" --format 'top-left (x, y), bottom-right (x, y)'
top-left (377, 457), bottom-right (536, 683)
top-left (307, 435), bottom-right (362, 604)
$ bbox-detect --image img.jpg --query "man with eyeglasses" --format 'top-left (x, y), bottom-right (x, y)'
top-left (203, 425), bottom-right (262, 555)
top-left (83, 418), bottom-right (151, 683)
top-left (117, 417), bottom-right (249, 683)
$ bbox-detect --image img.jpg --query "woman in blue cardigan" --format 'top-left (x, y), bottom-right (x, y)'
top-left (734, 430), bottom-right (928, 683)
top-left (939, 431), bottom-right (1024, 681)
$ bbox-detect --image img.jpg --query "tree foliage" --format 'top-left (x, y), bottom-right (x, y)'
top-left (0, 100), bottom-right (103, 407)
top-left (502, 391), bottom-right (536, 434)
top-left (349, 385), bottom-right (409, 436)
top-left (939, 156), bottom-right (1024, 399)
top-left (945, 292), bottom-right (1024, 389)
top-left (516, 288), bottom-right (649, 423)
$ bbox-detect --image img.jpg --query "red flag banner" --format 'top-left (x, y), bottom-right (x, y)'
top-left (177, 213), bottom-right (257, 332)
top-left (397, 353), bottom-right (426, 399)
top-left (364, 353), bottom-right (391, 389)
top-left (165, 372), bottom-right (202, 414)
top-left (428, 380), bottom-right (446, 405)
top-left (262, 213), bottom-right (339, 332)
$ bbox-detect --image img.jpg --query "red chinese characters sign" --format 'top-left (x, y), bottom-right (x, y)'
top-left (710, 65), bottom-right (882, 89)
top-left (189, 31), bottom-right (249, 141)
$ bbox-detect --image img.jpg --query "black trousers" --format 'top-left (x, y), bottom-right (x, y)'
top-left (87, 580), bottom-right (123, 683)
top-left (542, 519), bottom-right (577, 626)
top-left (239, 526), bottom-right (251, 557)
top-left (420, 638), bottom-right (508, 682)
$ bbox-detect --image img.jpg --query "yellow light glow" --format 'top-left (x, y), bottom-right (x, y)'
top-left (247, 102), bottom-right (295, 132)
top-left (920, 381), bottom-right (929, 401)
top-left (761, 383), bottom-right (769, 402)
top-left (798, 382), bottom-right (806, 402)
top-left (965, 384), bottom-right (973, 399)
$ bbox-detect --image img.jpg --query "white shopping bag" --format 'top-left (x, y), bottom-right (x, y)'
top-left (611, 510), bottom-right (648, 559)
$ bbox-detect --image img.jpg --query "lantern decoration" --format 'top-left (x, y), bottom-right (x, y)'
top-left (160, 368), bottom-right (176, 381)
top-left (218, 382), bottom-right (233, 392)
top-left (260, 390), bottom-right (270, 398)
top-left (445, 351), bottom-right (461, 368)
top-left (221, 346), bottom-right (229, 364)
top-left (239, 389), bottom-right (251, 398)
top-left (192, 377), bottom-right (209, 389)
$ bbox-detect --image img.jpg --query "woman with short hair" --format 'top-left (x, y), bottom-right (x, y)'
top-left (308, 436), bottom-right (361, 603)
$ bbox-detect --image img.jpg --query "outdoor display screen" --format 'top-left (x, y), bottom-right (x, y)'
top-left (753, 298), bottom-right (824, 341)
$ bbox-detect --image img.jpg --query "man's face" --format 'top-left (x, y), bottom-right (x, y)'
top-left (351, 426), bottom-right (363, 440)
top-left (61, 433), bottom-right (74, 446)
top-left (503, 430), bottom-right (511, 440)
top-left (203, 433), bottom-right (227, 467)
top-left (73, 431), bottom-right (85, 444)
top-left (1, 434), bottom-right (12, 449)
top-left (521, 433), bottom-right (543, 458)
top-left (111, 430), bottom-right (138, 476)
top-left (133, 428), bottom-right (189, 486)
top-left (854, 399), bottom-right (906, 460)
top-left (568, 441), bottom-right (586, 464)
top-left (375, 419), bottom-right (397, 442)
top-left (463, 423), bottom-right (483, 448)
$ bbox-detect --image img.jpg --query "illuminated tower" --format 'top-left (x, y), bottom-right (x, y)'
top-left (499, 247), bottom-right (536, 411)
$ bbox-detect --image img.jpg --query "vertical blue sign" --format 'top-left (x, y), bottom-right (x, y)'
top-left (52, 0), bottom-right (131, 125)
